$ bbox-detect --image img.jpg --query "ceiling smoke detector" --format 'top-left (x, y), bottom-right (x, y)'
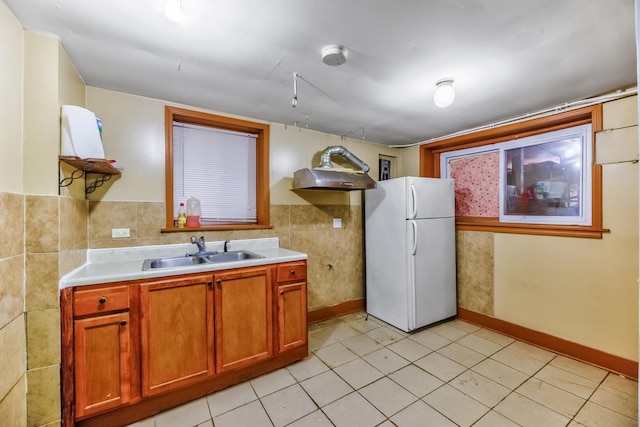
top-left (321, 45), bottom-right (348, 66)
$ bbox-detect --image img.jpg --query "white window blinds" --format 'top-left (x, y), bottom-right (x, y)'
top-left (173, 122), bottom-right (257, 223)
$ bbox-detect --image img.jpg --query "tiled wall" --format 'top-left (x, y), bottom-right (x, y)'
top-left (88, 201), bottom-right (364, 310)
top-left (25, 195), bottom-right (61, 426)
top-left (21, 195), bottom-right (88, 426)
top-left (0, 192), bottom-right (27, 425)
top-left (60, 197), bottom-right (90, 277)
top-left (456, 230), bottom-right (495, 316)
top-left (3, 196), bottom-right (359, 427)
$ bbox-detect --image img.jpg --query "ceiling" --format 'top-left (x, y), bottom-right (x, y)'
top-left (4, 0), bottom-right (637, 146)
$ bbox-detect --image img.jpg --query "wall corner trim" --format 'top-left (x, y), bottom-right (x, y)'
top-left (307, 299), bottom-right (365, 324)
top-left (457, 307), bottom-right (638, 380)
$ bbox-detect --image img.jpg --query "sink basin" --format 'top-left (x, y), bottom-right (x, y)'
top-left (142, 256), bottom-right (208, 270)
top-left (186, 250), bottom-right (218, 257)
top-left (142, 250), bottom-right (264, 270)
top-left (204, 250), bottom-right (264, 263)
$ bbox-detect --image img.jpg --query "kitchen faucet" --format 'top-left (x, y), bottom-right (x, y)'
top-left (224, 240), bottom-right (230, 252)
top-left (190, 236), bottom-right (206, 254)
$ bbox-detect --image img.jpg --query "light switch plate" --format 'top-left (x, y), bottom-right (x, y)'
top-left (112, 228), bottom-right (130, 238)
top-left (333, 218), bottom-right (342, 228)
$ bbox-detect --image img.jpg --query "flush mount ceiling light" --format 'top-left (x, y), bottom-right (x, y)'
top-left (165, 0), bottom-right (185, 23)
top-left (434, 79), bottom-right (455, 108)
top-left (321, 45), bottom-right (348, 66)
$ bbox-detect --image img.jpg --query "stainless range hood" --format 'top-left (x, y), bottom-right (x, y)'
top-left (292, 146), bottom-right (377, 191)
top-left (293, 168), bottom-right (377, 190)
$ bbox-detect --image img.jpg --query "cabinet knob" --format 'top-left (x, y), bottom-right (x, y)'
top-left (280, 290), bottom-right (285, 295)
top-left (207, 281), bottom-right (213, 287)
top-left (290, 269), bottom-right (296, 276)
top-left (99, 297), bottom-right (107, 304)
top-left (120, 320), bottom-right (127, 326)
top-left (216, 279), bottom-right (222, 285)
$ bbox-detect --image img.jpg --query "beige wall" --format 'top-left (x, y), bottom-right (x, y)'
top-left (57, 43), bottom-right (89, 277)
top-left (0, 19), bottom-right (89, 425)
top-left (456, 96), bottom-right (639, 362)
top-left (270, 122), bottom-right (401, 206)
top-left (23, 32), bottom-right (60, 196)
top-left (0, 1), bottom-right (27, 425)
top-left (0, 205), bottom-right (28, 414)
top-left (87, 88), bottom-right (639, 362)
top-left (58, 47), bottom-right (85, 107)
top-left (1, 4), bottom-right (636, 423)
top-left (84, 87), bottom-right (407, 312)
top-left (398, 145), bottom-right (421, 177)
top-left (85, 86), bottom-right (403, 205)
top-left (23, 39), bottom-right (89, 420)
top-left (0, 0), bottom-right (23, 195)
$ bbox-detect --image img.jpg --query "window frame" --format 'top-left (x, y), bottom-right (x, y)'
top-left (439, 124), bottom-right (593, 226)
top-left (420, 104), bottom-right (606, 238)
top-left (163, 106), bottom-right (271, 232)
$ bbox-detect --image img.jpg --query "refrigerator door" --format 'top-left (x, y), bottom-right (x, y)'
top-left (407, 217), bottom-right (457, 330)
top-left (406, 177), bottom-right (455, 220)
top-left (365, 180), bottom-right (410, 331)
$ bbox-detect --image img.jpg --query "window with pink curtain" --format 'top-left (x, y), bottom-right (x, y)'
top-left (449, 152), bottom-right (500, 217)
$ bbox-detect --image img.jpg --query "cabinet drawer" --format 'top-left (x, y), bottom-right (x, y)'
top-left (276, 262), bottom-right (307, 283)
top-left (74, 286), bottom-right (130, 317)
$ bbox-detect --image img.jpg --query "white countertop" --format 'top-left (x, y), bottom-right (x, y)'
top-left (59, 237), bottom-right (307, 289)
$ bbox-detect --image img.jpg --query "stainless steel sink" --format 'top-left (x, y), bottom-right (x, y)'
top-left (204, 250), bottom-right (264, 263)
top-left (142, 250), bottom-right (264, 270)
top-left (186, 250), bottom-right (218, 257)
top-left (142, 256), bottom-right (208, 270)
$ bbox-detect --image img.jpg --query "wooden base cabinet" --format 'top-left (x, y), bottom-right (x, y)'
top-left (73, 312), bottom-right (131, 418)
top-left (61, 260), bottom-right (307, 427)
top-left (275, 262), bottom-right (308, 353)
top-left (140, 275), bottom-right (215, 396)
top-left (65, 284), bottom-right (137, 420)
top-left (214, 267), bottom-right (273, 372)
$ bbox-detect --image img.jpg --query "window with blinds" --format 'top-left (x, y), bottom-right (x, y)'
top-left (173, 122), bottom-right (258, 223)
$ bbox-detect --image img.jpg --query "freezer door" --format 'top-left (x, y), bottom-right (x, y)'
top-left (406, 177), bottom-right (454, 219)
top-left (407, 217), bottom-right (456, 330)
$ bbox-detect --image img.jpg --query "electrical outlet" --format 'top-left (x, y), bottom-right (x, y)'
top-left (112, 228), bottom-right (130, 238)
top-left (333, 218), bottom-right (342, 228)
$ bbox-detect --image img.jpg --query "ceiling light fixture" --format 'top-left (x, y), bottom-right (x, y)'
top-left (165, 0), bottom-right (185, 23)
top-left (321, 45), bottom-right (348, 66)
top-left (292, 72), bottom-right (299, 108)
top-left (434, 79), bottom-right (455, 108)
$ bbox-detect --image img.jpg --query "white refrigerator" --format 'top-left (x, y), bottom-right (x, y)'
top-left (365, 176), bottom-right (456, 332)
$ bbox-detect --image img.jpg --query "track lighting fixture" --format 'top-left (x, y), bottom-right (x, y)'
top-left (292, 72), bottom-right (299, 108)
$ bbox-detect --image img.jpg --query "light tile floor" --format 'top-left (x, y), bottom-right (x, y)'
top-left (128, 312), bottom-right (638, 427)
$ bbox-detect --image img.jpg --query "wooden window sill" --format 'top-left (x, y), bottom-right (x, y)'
top-left (162, 224), bottom-right (274, 233)
top-left (455, 217), bottom-right (608, 239)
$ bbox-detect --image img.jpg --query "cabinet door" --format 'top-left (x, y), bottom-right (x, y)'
top-left (74, 312), bottom-right (130, 418)
top-left (140, 276), bottom-right (214, 396)
top-left (276, 282), bottom-right (307, 353)
top-left (214, 267), bottom-right (273, 372)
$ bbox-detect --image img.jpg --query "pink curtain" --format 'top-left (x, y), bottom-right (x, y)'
top-left (449, 152), bottom-right (500, 217)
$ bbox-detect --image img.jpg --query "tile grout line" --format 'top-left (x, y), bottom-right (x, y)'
top-left (351, 318), bottom-right (570, 426)
top-left (136, 314), bottom-right (637, 427)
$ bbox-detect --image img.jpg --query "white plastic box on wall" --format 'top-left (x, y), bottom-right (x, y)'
top-left (60, 105), bottom-right (105, 159)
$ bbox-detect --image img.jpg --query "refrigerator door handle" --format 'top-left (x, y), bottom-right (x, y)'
top-left (410, 220), bottom-right (418, 255)
top-left (410, 184), bottom-right (418, 219)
